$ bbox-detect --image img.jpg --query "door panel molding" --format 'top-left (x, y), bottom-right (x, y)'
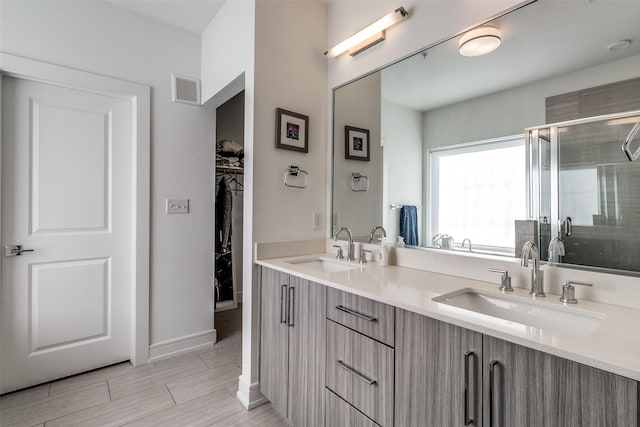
top-left (30, 257), bottom-right (111, 354)
top-left (30, 98), bottom-right (112, 234)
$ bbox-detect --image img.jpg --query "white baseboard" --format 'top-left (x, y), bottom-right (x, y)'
top-left (236, 374), bottom-right (268, 410)
top-left (148, 329), bottom-right (217, 363)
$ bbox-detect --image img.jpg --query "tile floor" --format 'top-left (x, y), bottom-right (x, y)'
top-left (213, 304), bottom-right (243, 368)
top-left (0, 305), bottom-right (290, 427)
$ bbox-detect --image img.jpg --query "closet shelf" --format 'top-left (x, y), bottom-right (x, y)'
top-left (216, 166), bottom-right (244, 175)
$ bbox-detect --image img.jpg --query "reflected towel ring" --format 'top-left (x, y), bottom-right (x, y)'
top-left (351, 172), bottom-right (369, 192)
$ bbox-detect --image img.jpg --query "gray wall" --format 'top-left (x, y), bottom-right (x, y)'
top-left (1, 0), bottom-right (217, 349)
top-left (381, 100), bottom-right (423, 244)
top-left (422, 53), bottom-right (640, 151)
top-left (333, 72), bottom-right (382, 240)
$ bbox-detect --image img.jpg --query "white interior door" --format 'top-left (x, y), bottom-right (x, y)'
top-left (1, 76), bottom-right (132, 394)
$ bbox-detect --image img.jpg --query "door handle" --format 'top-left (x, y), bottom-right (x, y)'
top-left (489, 360), bottom-right (500, 427)
top-left (280, 284), bottom-right (287, 324)
top-left (336, 360), bottom-right (377, 385)
top-left (287, 286), bottom-right (295, 327)
top-left (5, 245), bottom-right (35, 257)
top-left (563, 217), bottom-right (572, 237)
top-left (335, 305), bottom-right (377, 322)
top-left (464, 351), bottom-right (475, 426)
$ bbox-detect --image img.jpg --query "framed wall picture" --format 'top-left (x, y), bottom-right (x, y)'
top-left (345, 126), bottom-right (370, 161)
top-left (275, 108), bottom-right (309, 153)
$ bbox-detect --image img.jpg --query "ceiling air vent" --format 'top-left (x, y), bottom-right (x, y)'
top-left (171, 74), bottom-right (201, 106)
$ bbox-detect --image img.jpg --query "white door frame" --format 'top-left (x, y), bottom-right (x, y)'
top-left (0, 52), bottom-right (151, 366)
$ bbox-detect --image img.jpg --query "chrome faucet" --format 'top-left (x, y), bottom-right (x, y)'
top-left (333, 227), bottom-right (354, 261)
top-left (521, 241), bottom-right (545, 297)
top-left (548, 237), bottom-right (565, 263)
top-left (462, 238), bottom-right (472, 252)
top-left (368, 225), bottom-right (387, 243)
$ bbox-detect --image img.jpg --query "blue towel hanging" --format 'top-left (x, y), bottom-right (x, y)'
top-left (399, 205), bottom-right (418, 246)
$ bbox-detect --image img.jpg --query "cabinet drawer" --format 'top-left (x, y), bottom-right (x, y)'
top-left (326, 287), bottom-right (395, 346)
top-left (326, 320), bottom-right (394, 426)
top-left (326, 389), bottom-right (379, 427)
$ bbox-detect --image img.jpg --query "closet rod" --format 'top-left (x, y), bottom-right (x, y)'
top-left (216, 166), bottom-right (244, 175)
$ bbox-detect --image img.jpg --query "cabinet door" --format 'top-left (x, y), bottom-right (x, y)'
top-left (395, 309), bottom-right (483, 427)
top-left (483, 335), bottom-right (639, 427)
top-left (259, 267), bottom-right (289, 418)
top-left (287, 275), bottom-right (326, 427)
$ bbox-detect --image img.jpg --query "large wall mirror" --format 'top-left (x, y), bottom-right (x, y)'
top-left (332, 0), bottom-right (640, 275)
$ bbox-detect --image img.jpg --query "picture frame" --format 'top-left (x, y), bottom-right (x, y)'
top-left (345, 126), bottom-right (370, 161)
top-left (275, 108), bottom-right (309, 153)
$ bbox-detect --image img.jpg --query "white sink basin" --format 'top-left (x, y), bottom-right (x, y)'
top-left (287, 258), bottom-right (360, 274)
top-left (433, 288), bottom-right (605, 337)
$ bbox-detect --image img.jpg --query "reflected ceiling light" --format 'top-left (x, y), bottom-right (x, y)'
top-left (608, 39), bottom-right (632, 51)
top-left (458, 26), bottom-right (501, 57)
top-left (606, 117), bottom-right (640, 126)
top-left (325, 7), bottom-right (409, 58)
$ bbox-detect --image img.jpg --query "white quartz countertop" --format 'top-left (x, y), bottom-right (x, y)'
top-left (256, 253), bottom-right (640, 381)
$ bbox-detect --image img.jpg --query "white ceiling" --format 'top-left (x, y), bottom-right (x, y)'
top-left (108, 0), bottom-right (227, 34)
top-left (381, 1), bottom-right (640, 112)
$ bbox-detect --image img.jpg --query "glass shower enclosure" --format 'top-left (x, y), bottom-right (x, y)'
top-left (527, 110), bottom-right (640, 274)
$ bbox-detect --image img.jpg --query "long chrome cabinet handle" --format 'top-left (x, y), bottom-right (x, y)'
top-left (279, 284), bottom-right (287, 324)
top-left (464, 351), bottom-right (475, 426)
top-left (287, 287), bottom-right (295, 327)
top-left (336, 360), bottom-right (377, 385)
top-left (489, 360), bottom-right (499, 427)
top-left (335, 305), bottom-right (377, 322)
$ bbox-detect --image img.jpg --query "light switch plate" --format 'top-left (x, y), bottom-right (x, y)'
top-left (166, 199), bottom-right (189, 214)
top-left (313, 213), bottom-right (322, 230)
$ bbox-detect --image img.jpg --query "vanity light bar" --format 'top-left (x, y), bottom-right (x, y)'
top-left (325, 7), bottom-right (409, 58)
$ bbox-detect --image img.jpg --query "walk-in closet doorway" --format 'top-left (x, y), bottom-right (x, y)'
top-left (213, 91), bottom-right (244, 366)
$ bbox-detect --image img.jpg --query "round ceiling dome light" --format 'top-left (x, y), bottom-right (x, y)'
top-left (459, 26), bottom-right (502, 57)
top-left (608, 39), bottom-right (632, 51)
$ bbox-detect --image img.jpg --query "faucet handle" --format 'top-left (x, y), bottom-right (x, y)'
top-left (489, 268), bottom-right (513, 293)
top-left (333, 245), bottom-right (344, 260)
top-left (360, 249), bottom-right (372, 265)
top-left (560, 281), bottom-right (592, 304)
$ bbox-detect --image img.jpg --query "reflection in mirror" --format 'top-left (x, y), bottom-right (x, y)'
top-left (332, 0), bottom-right (640, 275)
top-left (428, 135), bottom-right (526, 255)
top-left (332, 72), bottom-right (382, 241)
top-left (529, 112), bottom-right (640, 274)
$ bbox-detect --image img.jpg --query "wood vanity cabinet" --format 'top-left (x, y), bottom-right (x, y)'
top-left (326, 388), bottom-right (379, 427)
top-left (325, 288), bottom-right (396, 427)
top-left (395, 308), bottom-right (483, 426)
top-left (396, 308), bottom-right (639, 427)
top-left (259, 267), bottom-right (326, 427)
top-left (259, 267), bottom-right (638, 427)
top-left (483, 335), bottom-right (639, 427)
top-left (326, 320), bottom-right (394, 426)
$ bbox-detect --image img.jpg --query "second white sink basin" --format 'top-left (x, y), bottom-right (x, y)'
top-left (287, 258), bottom-right (360, 274)
top-left (433, 288), bottom-right (605, 337)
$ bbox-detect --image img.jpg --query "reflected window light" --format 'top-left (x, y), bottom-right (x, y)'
top-left (429, 136), bottom-right (526, 252)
